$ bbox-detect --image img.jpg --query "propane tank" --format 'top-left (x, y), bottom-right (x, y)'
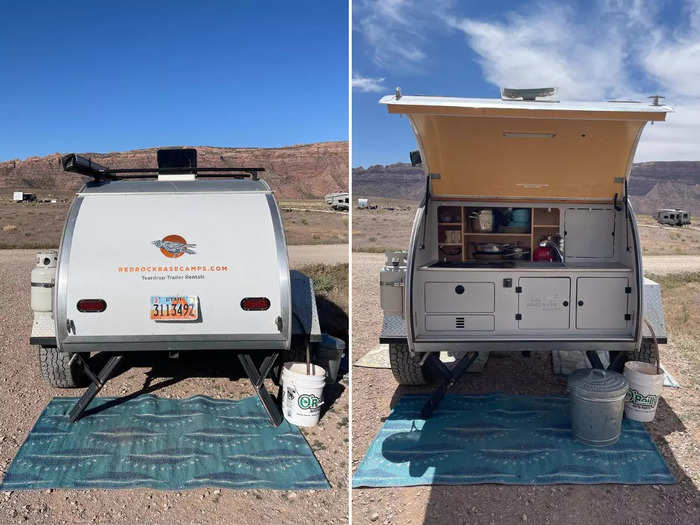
top-left (380, 251), bottom-right (407, 317)
top-left (31, 251), bottom-right (57, 312)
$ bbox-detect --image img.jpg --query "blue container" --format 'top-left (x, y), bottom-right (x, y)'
top-left (510, 208), bottom-right (531, 226)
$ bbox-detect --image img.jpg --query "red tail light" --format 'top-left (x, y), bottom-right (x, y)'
top-left (240, 297), bottom-right (270, 311)
top-left (77, 299), bottom-right (107, 312)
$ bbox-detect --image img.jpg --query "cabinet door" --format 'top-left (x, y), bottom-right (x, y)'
top-left (576, 277), bottom-right (629, 330)
top-left (565, 208), bottom-right (615, 258)
top-left (518, 277), bottom-right (571, 329)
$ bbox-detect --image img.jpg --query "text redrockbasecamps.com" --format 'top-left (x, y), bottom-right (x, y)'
top-left (118, 265), bottom-right (229, 273)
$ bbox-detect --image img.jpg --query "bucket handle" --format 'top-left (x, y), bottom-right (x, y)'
top-left (642, 319), bottom-right (661, 375)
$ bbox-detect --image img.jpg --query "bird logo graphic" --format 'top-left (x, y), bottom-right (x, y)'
top-left (152, 235), bottom-right (197, 258)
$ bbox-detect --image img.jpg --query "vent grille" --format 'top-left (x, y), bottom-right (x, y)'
top-left (455, 317), bottom-right (465, 329)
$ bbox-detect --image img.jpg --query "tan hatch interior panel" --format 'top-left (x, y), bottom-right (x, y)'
top-left (383, 96), bottom-right (670, 201)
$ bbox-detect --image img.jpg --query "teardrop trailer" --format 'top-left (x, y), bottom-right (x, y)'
top-left (379, 89), bottom-right (671, 417)
top-left (30, 148), bottom-right (340, 426)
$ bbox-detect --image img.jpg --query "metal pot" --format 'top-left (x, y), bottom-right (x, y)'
top-left (473, 242), bottom-right (504, 253)
top-left (502, 245), bottom-right (531, 260)
top-left (472, 242), bottom-right (508, 260)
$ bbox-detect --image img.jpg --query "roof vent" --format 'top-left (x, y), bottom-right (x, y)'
top-left (157, 148), bottom-right (197, 181)
top-left (500, 87), bottom-right (559, 102)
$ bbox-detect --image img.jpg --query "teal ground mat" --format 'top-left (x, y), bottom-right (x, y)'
top-left (0, 395), bottom-right (328, 491)
top-left (352, 394), bottom-right (674, 487)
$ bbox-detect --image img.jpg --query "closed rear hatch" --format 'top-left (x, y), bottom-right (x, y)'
top-left (56, 184), bottom-right (290, 351)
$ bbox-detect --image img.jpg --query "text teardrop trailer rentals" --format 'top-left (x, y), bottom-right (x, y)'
top-left (378, 88), bottom-right (671, 417)
top-left (30, 148), bottom-right (342, 425)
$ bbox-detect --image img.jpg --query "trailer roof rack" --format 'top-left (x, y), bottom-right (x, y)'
top-left (62, 151), bottom-right (265, 181)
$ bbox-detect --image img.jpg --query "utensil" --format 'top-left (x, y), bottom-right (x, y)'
top-left (469, 210), bottom-right (493, 232)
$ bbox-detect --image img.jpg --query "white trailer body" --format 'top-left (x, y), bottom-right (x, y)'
top-left (27, 150), bottom-right (339, 426)
top-left (54, 179), bottom-right (291, 353)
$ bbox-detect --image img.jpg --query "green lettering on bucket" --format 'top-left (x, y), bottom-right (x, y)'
top-left (625, 388), bottom-right (658, 409)
top-left (298, 393), bottom-right (320, 410)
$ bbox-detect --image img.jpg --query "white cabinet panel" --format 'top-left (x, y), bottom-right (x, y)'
top-left (565, 208), bottom-right (615, 258)
top-left (576, 277), bottom-right (629, 330)
top-left (424, 282), bottom-right (495, 313)
top-left (518, 277), bottom-right (571, 329)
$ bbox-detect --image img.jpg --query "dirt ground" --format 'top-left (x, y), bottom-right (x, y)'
top-left (0, 200), bottom-right (348, 249)
top-left (0, 249), bottom-right (349, 525)
top-left (352, 199), bottom-right (700, 256)
top-left (351, 252), bottom-right (699, 525)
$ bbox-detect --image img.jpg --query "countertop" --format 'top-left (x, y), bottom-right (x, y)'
top-left (422, 260), bottom-right (632, 272)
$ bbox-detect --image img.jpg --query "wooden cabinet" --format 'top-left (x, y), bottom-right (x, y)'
top-left (437, 205), bottom-right (561, 262)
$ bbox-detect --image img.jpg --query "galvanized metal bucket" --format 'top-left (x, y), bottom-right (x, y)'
top-left (568, 368), bottom-right (629, 446)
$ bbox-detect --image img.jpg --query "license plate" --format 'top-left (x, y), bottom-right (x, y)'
top-left (150, 296), bottom-right (198, 321)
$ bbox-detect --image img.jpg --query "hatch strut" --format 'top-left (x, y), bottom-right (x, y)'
top-left (62, 153), bottom-right (265, 181)
top-left (420, 352), bottom-right (479, 419)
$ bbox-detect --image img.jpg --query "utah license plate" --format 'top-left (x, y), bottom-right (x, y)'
top-left (150, 296), bottom-right (198, 321)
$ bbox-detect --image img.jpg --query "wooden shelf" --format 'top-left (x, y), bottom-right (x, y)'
top-left (438, 242), bottom-right (461, 246)
top-left (438, 222), bottom-right (462, 226)
top-left (464, 232), bottom-right (531, 237)
top-left (533, 224), bottom-right (560, 228)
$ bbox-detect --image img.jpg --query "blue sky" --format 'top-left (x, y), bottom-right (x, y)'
top-left (0, 1), bottom-right (348, 161)
top-left (352, 0), bottom-right (700, 167)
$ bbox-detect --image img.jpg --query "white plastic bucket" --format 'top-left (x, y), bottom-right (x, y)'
top-left (281, 362), bottom-right (326, 427)
top-left (624, 361), bottom-right (664, 422)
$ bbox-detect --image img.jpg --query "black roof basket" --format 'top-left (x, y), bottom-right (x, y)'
top-left (62, 148), bottom-right (264, 181)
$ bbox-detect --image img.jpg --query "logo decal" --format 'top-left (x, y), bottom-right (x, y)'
top-left (298, 393), bottom-right (320, 410)
top-left (625, 388), bottom-right (659, 410)
top-left (152, 235), bottom-right (197, 258)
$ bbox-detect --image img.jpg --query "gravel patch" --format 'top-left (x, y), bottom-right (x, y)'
top-left (351, 252), bottom-right (700, 525)
top-left (0, 249), bottom-right (348, 525)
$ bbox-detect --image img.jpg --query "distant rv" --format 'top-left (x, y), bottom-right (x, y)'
top-left (325, 192), bottom-right (349, 211)
top-left (654, 209), bottom-right (691, 226)
top-left (12, 191), bottom-right (36, 202)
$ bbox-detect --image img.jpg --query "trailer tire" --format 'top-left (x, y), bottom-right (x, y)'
top-left (39, 347), bottom-right (87, 388)
top-left (389, 343), bottom-right (427, 385)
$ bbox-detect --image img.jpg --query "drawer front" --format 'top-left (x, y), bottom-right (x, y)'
top-left (426, 315), bottom-right (495, 332)
top-left (424, 282), bottom-right (495, 313)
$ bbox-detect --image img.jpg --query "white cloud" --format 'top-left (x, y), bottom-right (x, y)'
top-left (642, 0), bottom-right (700, 97)
top-left (356, 0), bottom-right (700, 160)
top-left (637, 101), bottom-right (700, 161)
top-left (354, 0), bottom-right (440, 66)
top-left (447, 4), bottom-right (632, 100)
top-left (352, 74), bottom-right (387, 93)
